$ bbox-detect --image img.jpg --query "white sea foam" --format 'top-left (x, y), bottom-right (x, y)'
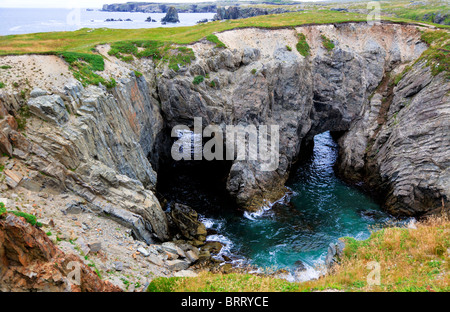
top-left (243, 188), bottom-right (293, 220)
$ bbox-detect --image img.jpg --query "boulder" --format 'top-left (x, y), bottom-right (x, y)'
top-left (166, 259), bottom-right (190, 271)
top-left (170, 203), bottom-right (207, 245)
top-left (28, 94), bottom-right (69, 125)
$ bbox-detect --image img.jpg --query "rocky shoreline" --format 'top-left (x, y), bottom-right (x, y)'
top-left (0, 22), bottom-right (449, 291)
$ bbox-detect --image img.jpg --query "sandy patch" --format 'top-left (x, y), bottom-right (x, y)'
top-left (0, 55), bottom-right (73, 93)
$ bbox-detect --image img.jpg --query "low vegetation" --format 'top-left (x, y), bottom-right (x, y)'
top-left (296, 33), bottom-right (310, 57)
top-left (148, 215), bottom-right (450, 292)
top-left (0, 202), bottom-right (43, 227)
top-left (107, 40), bottom-right (195, 72)
top-left (193, 75), bottom-right (204, 85)
top-left (205, 34), bottom-right (227, 48)
top-left (59, 52), bottom-right (116, 88)
top-left (418, 30), bottom-right (450, 77)
top-left (321, 35), bottom-right (335, 52)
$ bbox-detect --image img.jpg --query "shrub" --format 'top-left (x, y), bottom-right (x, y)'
top-left (0, 65), bottom-right (11, 70)
top-left (296, 33), bottom-right (310, 57)
top-left (251, 68), bottom-right (257, 75)
top-left (134, 70), bottom-right (143, 78)
top-left (0, 82), bottom-right (5, 88)
top-left (193, 75), bottom-right (204, 85)
top-left (286, 45), bottom-right (292, 51)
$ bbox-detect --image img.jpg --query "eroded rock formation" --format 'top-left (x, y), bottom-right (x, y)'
top-left (0, 23), bottom-right (448, 255)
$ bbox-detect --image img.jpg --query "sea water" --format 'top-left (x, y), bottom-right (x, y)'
top-left (0, 8), bottom-right (215, 36)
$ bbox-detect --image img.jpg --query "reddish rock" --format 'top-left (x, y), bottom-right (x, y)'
top-left (0, 213), bottom-right (121, 292)
top-left (0, 130), bottom-right (12, 156)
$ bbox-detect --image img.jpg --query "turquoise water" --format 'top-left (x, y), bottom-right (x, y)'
top-left (198, 132), bottom-right (390, 272)
top-left (160, 131), bottom-right (391, 278)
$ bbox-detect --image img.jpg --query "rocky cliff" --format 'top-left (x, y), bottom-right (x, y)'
top-left (157, 22), bottom-right (448, 215)
top-left (213, 6), bottom-right (300, 20)
top-left (0, 22), bottom-right (448, 253)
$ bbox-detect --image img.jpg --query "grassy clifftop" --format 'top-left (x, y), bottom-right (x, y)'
top-left (0, 7), bottom-right (448, 56)
top-left (148, 215), bottom-right (450, 292)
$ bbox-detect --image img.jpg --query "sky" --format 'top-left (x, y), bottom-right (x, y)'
top-left (0, 0), bottom-right (326, 9)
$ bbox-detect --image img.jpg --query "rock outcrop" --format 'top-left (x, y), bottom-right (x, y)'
top-left (161, 7), bottom-right (180, 23)
top-left (213, 6), bottom-right (300, 21)
top-left (169, 203), bottom-right (207, 246)
top-left (156, 22), bottom-right (449, 215)
top-left (0, 73), bottom-right (169, 243)
top-left (102, 3), bottom-right (216, 13)
top-left (0, 213), bottom-right (121, 292)
top-left (337, 59), bottom-right (450, 216)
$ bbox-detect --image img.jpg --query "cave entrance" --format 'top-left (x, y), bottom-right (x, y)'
top-left (155, 126), bottom-right (235, 217)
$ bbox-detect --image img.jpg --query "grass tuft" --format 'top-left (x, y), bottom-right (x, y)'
top-left (296, 33), bottom-right (310, 57)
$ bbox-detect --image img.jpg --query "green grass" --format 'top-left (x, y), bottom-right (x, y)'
top-left (193, 75), bottom-right (204, 85)
top-left (16, 104), bottom-right (31, 131)
top-left (0, 202), bottom-right (6, 216)
top-left (0, 202), bottom-right (42, 227)
top-left (57, 51), bottom-right (117, 87)
top-left (409, 30), bottom-right (450, 78)
top-left (0, 65), bottom-right (11, 69)
top-left (296, 33), bottom-right (310, 57)
top-left (59, 52), bottom-right (104, 71)
top-left (0, 82), bottom-right (4, 88)
top-left (107, 40), bottom-right (195, 72)
top-left (205, 34), bottom-right (227, 48)
top-left (321, 35), bottom-right (335, 52)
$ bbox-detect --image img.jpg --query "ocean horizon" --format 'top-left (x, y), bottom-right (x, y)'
top-left (0, 8), bottom-right (215, 36)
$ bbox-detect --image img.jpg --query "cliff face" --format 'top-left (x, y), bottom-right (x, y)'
top-left (0, 22), bottom-right (448, 250)
top-left (0, 70), bottom-right (169, 243)
top-left (213, 6), bottom-right (300, 20)
top-left (157, 22), bottom-right (448, 215)
top-left (337, 59), bottom-right (450, 216)
top-left (102, 3), bottom-right (217, 13)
